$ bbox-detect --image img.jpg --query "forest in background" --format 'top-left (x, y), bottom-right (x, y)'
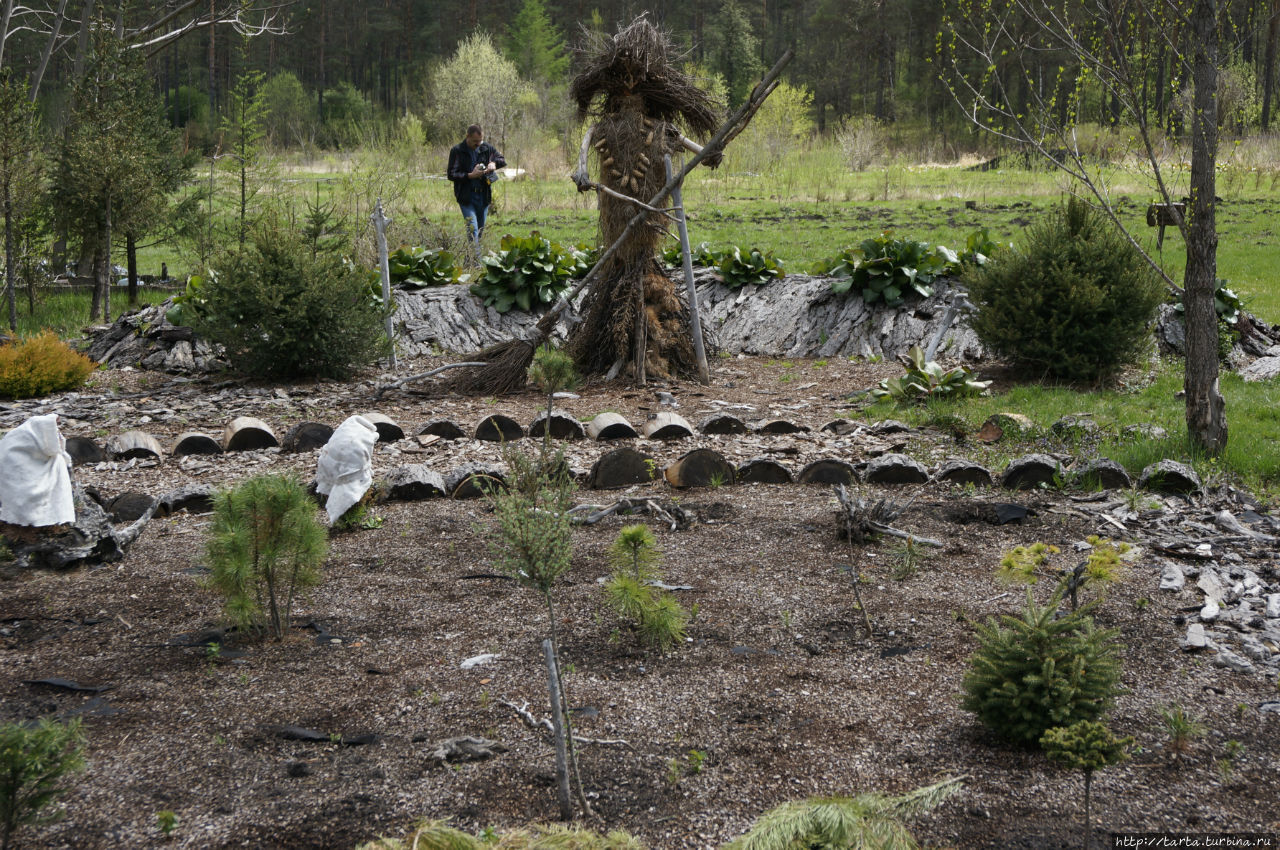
top-left (4, 0), bottom-right (1280, 153)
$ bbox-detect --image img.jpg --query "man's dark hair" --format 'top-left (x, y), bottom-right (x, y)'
top-left (467, 124), bottom-right (483, 136)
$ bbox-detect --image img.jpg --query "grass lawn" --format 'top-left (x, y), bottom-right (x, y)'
top-left (139, 149), bottom-right (1280, 322)
top-left (8, 288), bottom-right (172, 338)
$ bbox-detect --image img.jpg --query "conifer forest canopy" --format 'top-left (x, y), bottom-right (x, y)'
top-left (3, 1), bottom-right (1279, 137)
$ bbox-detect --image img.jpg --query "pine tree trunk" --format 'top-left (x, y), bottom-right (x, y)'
top-left (1184, 0), bottom-right (1227, 455)
top-left (102, 194), bottom-right (112, 323)
top-left (126, 233), bottom-right (137, 307)
top-left (542, 637), bottom-right (572, 821)
top-left (0, 0), bottom-right (17, 68)
top-left (89, 234), bottom-right (102, 322)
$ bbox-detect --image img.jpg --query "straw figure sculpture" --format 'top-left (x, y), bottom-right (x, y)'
top-left (566, 17), bottom-right (723, 380)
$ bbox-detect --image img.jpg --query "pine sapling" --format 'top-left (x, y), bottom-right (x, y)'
top-left (996, 536), bottom-right (1131, 609)
top-left (723, 776), bottom-right (962, 850)
top-left (1040, 721), bottom-right (1132, 850)
top-left (605, 524), bottom-right (687, 652)
top-left (0, 718), bottom-right (85, 850)
top-left (487, 446), bottom-right (590, 818)
top-left (1159, 703), bottom-right (1205, 759)
top-left (206, 474), bottom-right (328, 640)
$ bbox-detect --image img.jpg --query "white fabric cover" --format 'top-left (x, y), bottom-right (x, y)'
top-left (315, 415), bottom-right (378, 524)
top-left (0, 414), bottom-right (75, 527)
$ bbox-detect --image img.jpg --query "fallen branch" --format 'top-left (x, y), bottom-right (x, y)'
top-left (582, 179), bottom-right (678, 217)
top-left (868, 524), bottom-right (943, 548)
top-left (571, 498), bottom-right (692, 531)
top-left (833, 484), bottom-right (935, 545)
top-left (500, 699), bottom-right (632, 749)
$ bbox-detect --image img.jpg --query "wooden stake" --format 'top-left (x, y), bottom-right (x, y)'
top-left (543, 639), bottom-right (573, 820)
top-left (666, 154), bottom-right (709, 384)
top-left (633, 272), bottom-right (647, 386)
top-left (371, 198), bottom-right (397, 369)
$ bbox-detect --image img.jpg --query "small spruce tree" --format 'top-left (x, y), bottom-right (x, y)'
top-left (1040, 721), bottom-right (1132, 850)
top-left (962, 583), bottom-right (1122, 746)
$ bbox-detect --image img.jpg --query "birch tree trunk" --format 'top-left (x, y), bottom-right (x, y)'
top-left (29, 0), bottom-right (71, 100)
top-left (0, 0), bottom-right (16, 67)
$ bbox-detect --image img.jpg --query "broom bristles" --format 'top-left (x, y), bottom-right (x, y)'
top-left (445, 338), bottom-right (537, 395)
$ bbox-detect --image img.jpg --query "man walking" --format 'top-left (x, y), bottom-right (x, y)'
top-left (447, 124), bottom-right (505, 257)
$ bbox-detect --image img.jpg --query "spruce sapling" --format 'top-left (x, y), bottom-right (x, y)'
top-left (961, 583), bottom-right (1122, 746)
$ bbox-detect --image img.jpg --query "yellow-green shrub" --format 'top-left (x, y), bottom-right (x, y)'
top-left (0, 332), bottom-right (96, 399)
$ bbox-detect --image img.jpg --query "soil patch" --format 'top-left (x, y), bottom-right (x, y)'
top-left (1, 356), bottom-right (1277, 849)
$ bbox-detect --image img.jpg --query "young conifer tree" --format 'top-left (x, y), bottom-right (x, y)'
top-left (1041, 721), bottom-right (1132, 850)
top-left (962, 583), bottom-right (1122, 746)
top-left (605, 524), bottom-right (688, 652)
top-left (206, 474), bottom-right (328, 640)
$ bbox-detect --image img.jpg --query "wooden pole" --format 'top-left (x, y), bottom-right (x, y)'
top-left (542, 638), bottom-right (573, 820)
top-left (371, 199), bottom-right (397, 369)
top-left (666, 154), bottom-right (709, 384)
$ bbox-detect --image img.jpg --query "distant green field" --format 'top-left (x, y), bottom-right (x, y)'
top-left (8, 288), bottom-right (172, 339)
top-left (137, 145), bottom-right (1278, 323)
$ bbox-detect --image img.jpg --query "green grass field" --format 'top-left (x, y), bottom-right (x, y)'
top-left (134, 141), bottom-right (1280, 322)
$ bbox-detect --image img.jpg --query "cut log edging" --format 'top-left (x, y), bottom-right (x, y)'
top-left (66, 414), bottom-right (1202, 502)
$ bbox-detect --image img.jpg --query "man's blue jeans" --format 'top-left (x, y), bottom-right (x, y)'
top-left (459, 196), bottom-right (488, 256)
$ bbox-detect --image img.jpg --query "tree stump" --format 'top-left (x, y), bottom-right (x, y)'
top-left (797, 459), bottom-right (858, 486)
top-left (664, 449), bottom-right (735, 488)
top-left (65, 436), bottom-right (108, 466)
top-left (108, 431), bottom-right (164, 462)
top-left (282, 422), bottom-right (334, 453)
top-left (363, 412), bottom-right (405, 443)
top-left (642, 412), bottom-right (694, 440)
top-left (737, 457), bottom-right (793, 484)
top-left (172, 432), bottom-right (223, 456)
top-left (588, 447), bottom-right (657, 490)
top-left (475, 414), bottom-right (524, 443)
top-left (529, 410), bottom-right (586, 441)
top-left (699, 413), bottom-right (749, 435)
top-left (586, 413), bottom-right (638, 441)
top-left (222, 417), bottom-right (278, 451)
top-left (418, 419), bottom-right (467, 441)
